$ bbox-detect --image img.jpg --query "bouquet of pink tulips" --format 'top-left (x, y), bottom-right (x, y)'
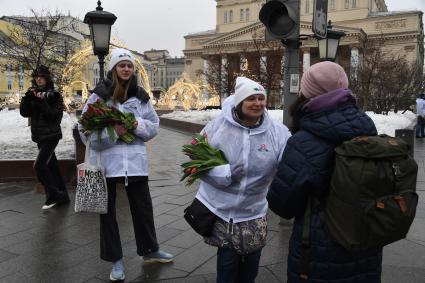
top-left (180, 133), bottom-right (228, 186)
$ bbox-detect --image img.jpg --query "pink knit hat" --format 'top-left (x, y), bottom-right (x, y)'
top-left (300, 61), bottom-right (349, 99)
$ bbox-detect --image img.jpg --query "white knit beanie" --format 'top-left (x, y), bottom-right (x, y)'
top-left (233, 77), bottom-right (267, 107)
top-left (234, 77), bottom-right (267, 106)
top-left (108, 48), bottom-right (135, 71)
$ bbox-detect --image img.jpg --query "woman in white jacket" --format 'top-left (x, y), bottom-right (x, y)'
top-left (79, 48), bottom-right (173, 282)
top-left (197, 77), bottom-right (291, 283)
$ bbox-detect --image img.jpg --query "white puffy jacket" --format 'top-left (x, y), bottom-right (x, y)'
top-left (196, 96), bottom-right (291, 223)
top-left (78, 93), bottom-right (159, 182)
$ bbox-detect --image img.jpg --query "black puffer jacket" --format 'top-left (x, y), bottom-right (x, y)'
top-left (19, 87), bottom-right (63, 143)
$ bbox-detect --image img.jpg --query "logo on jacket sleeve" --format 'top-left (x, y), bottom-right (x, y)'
top-left (258, 144), bottom-right (270, 152)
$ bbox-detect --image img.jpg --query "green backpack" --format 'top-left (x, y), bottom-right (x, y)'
top-left (324, 134), bottom-right (418, 251)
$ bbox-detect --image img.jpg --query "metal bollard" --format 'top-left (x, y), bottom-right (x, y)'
top-left (395, 129), bottom-right (414, 157)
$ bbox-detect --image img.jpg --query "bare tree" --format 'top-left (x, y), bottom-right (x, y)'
top-left (201, 29), bottom-right (284, 108)
top-left (0, 9), bottom-right (84, 91)
top-left (249, 30), bottom-right (283, 108)
top-left (201, 53), bottom-right (233, 106)
top-left (350, 39), bottom-right (424, 114)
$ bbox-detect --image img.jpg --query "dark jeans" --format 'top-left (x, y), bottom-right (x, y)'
top-left (216, 248), bottom-right (262, 283)
top-left (100, 177), bottom-right (159, 262)
top-left (34, 140), bottom-right (68, 202)
top-left (416, 116), bottom-right (424, 137)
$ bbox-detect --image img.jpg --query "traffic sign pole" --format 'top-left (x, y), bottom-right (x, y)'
top-left (259, 0), bottom-right (301, 127)
top-left (282, 40), bottom-right (300, 127)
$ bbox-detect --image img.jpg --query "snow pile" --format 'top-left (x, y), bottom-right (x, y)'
top-left (162, 109), bottom-right (417, 137)
top-left (0, 109), bottom-right (78, 159)
top-left (0, 107), bottom-right (417, 159)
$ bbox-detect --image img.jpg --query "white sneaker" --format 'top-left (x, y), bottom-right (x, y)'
top-left (42, 200), bottom-right (57, 210)
top-left (142, 250), bottom-right (174, 263)
top-left (109, 259), bottom-right (125, 281)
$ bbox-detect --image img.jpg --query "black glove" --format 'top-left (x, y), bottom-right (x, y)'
top-left (25, 87), bottom-right (36, 97)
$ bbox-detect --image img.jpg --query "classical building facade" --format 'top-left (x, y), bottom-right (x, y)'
top-left (183, 0), bottom-right (424, 107)
top-left (0, 15), bottom-right (154, 102)
top-left (144, 49), bottom-right (185, 92)
top-left (0, 15), bottom-right (89, 99)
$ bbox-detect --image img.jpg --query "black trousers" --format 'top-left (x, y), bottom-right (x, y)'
top-left (34, 140), bottom-right (68, 201)
top-left (100, 177), bottom-right (159, 262)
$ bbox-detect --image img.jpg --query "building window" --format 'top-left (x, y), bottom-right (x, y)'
top-left (246, 8), bottom-right (250, 21)
top-left (224, 11), bottom-right (228, 23)
top-left (18, 65), bottom-right (24, 91)
top-left (330, 0), bottom-right (336, 10)
top-left (345, 0), bottom-right (349, 9)
top-left (352, 0), bottom-right (356, 8)
top-left (306, 0), bottom-right (310, 13)
top-left (229, 10), bottom-right (233, 23)
top-left (240, 9), bottom-right (245, 21)
top-left (6, 64), bottom-right (13, 74)
top-left (6, 64), bottom-right (13, 91)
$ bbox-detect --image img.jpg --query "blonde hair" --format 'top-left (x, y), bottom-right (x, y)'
top-left (111, 69), bottom-right (132, 104)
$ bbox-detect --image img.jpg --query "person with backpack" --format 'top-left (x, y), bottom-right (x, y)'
top-left (268, 61), bottom-right (383, 282)
top-left (415, 93), bottom-right (425, 138)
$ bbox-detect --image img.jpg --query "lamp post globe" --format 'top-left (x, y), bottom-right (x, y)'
top-left (318, 21), bottom-right (346, 62)
top-left (84, 0), bottom-right (117, 81)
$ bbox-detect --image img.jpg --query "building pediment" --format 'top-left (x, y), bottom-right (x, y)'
top-left (204, 22), bottom-right (264, 46)
top-left (203, 21), bottom-right (366, 50)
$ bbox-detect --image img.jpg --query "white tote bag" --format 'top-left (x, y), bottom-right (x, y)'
top-left (74, 141), bottom-right (108, 214)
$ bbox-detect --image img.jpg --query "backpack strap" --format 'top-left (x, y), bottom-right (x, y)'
top-left (299, 196), bottom-right (312, 280)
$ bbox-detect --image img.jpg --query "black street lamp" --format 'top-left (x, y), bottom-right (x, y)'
top-left (84, 0), bottom-right (117, 81)
top-left (317, 21), bottom-right (346, 62)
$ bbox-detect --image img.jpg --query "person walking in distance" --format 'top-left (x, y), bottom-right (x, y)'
top-left (20, 65), bottom-right (70, 210)
top-left (79, 48), bottom-right (174, 281)
top-left (415, 93), bottom-right (425, 138)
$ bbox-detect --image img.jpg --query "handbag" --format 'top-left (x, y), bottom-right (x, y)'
top-left (184, 198), bottom-right (217, 237)
top-left (74, 141), bottom-right (108, 214)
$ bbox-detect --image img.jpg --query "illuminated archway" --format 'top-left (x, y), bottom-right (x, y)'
top-left (61, 40), bottom-right (151, 105)
top-left (158, 73), bottom-right (219, 110)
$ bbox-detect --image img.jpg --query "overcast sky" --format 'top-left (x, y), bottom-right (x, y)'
top-left (0, 0), bottom-right (423, 57)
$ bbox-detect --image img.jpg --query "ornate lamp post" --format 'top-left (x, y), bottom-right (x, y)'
top-left (317, 21), bottom-right (346, 62)
top-left (84, 0), bottom-right (117, 81)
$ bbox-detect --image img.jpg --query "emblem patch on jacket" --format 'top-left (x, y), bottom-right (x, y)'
top-left (258, 144), bottom-right (270, 152)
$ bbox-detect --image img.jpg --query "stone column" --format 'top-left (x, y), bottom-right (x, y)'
top-left (302, 49), bottom-right (311, 73)
top-left (240, 54), bottom-right (248, 71)
top-left (260, 55), bottom-right (267, 76)
top-left (203, 58), bottom-right (209, 84)
top-left (221, 54), bottom-right (228, 100)
top-left (350, 47), bottom-right (360, 79)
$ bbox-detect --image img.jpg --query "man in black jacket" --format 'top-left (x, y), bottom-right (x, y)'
top-left (20, 65), bottom-right (70, 210)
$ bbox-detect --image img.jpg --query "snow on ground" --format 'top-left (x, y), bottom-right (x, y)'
top-left (162, 109), bottom-right (417, 137)
top-left (0, 108), bottom-right (417, 159)
top-left (0, 109), bottom-right (78, 159)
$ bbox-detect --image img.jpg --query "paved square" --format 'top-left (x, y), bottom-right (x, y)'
top-left (0, 127), bottom-right (424, 282)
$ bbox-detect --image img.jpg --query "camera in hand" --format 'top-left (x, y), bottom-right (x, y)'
top-left (31, 87), bottom-right (58, 99)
